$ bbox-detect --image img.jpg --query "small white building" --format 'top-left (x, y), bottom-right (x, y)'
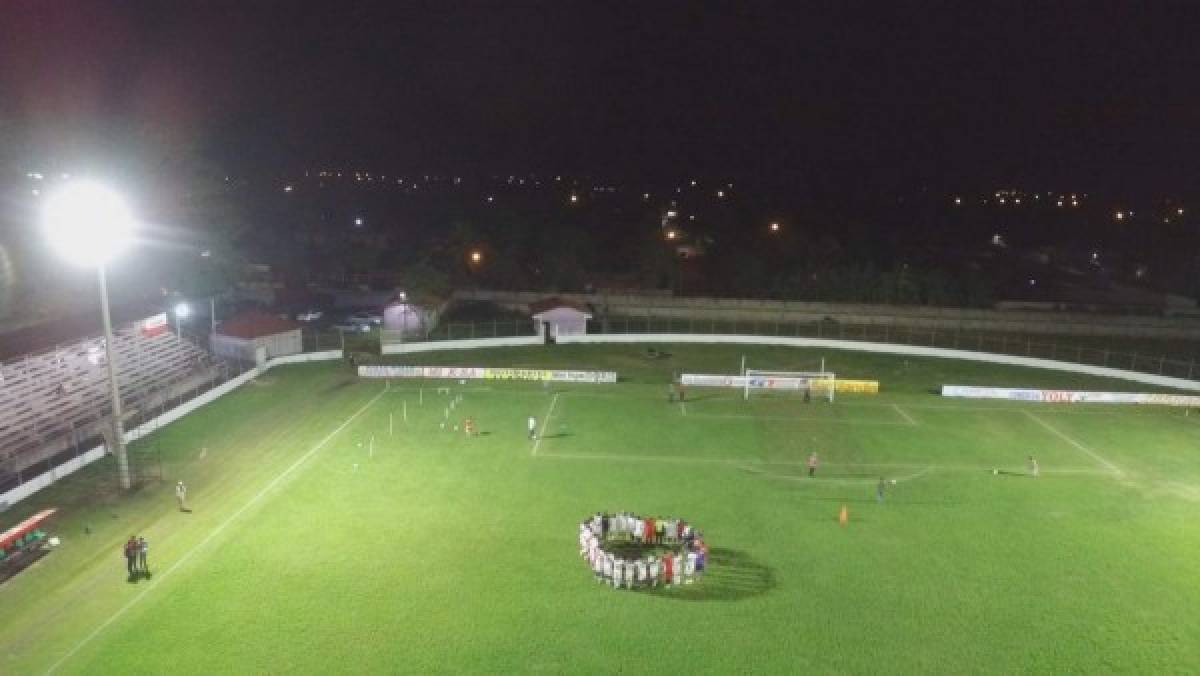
top-left (529, 297), bottom-right (591, 341)
top-left (210, 312), bottom-right (303, 364)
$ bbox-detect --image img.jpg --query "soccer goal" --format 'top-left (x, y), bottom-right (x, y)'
top-left (741, 358), bottom-right (836, 402)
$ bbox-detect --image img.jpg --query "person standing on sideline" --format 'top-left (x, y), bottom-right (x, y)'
top-left (138, 536), bottom-right (149, 574)
top-left (807, 451), bottom-right (819, 478)
top-left (527, 415), bottom-right (537, 440)
top-left (1028, 455), bottom-right (1040, 478)
top-left (175, 481), bottom-right (188, 511)
top-left (123, 536), bottom-right (137, 577)
top-left (877, 477), bottom-right (887, 503)
top-left (667, 382), bottom-right (676, 404)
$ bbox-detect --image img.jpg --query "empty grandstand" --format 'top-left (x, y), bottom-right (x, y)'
top-left (0, 313), bottom-right (226, 494)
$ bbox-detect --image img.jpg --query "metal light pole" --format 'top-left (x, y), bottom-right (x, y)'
top-left (43, 180), bottom-right (137, 490)
top-left (97, 265), bottom-right (131, 489)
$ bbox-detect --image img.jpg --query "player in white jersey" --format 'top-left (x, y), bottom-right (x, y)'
top-left (685, 551), bottom-right (698, 583)
top-left (672, 554), bottom-right (684, 586)
top-left (647, 557), bottom-right (659, 586)
top-left (603, 552), bottom-right (614, 584)
top-left (591, 546), bottom-right (603, 581)
top-left (633, 517), bottom-right (644, 542)
top-left (635, 559), bottom-right (648, 587)
top-left (613, 558), bottom-right (625, 588)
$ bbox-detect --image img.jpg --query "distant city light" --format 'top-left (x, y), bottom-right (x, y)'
top-left (1178, 208), bottom-right (1185, 215)
top-left (284, 185), bottom-right (294, 193)
top-left (1056, 200), bottom-right (1064, 207)
top-left (665, 210), bottom-right (678, 218)
top-left (998, 198), bottom-right (1007, 205)
top-left (954, 197), bottom-right (962, 205)
top-left (469, 250), bottom-right (483, 264)
top-left (200, 249), bottom-right (211, 258)
top-left (354, 217), bottom-right (364, 226)
top-left (716, 190), bottom-right (725, 198)
top-left (643, 193), bottom-right (650, 200)
top-left (486, 196), bottom-right (495, 203)
top-left (665, 230), bottom-right (678, 240)
top-left (991, 233), bottom-right (1005, 247)
top-left (1014, 198), bottom-right (1021, 205)
top-left (569, 194), bottom-right (579, 203)
top-left (769, 222), bottom-right (781, 232)
top-left (1115, 211), bottom-right (1125, 221)
top-left (689, 179), bottom-right (697, 186)
top-left (1029, 278), bottom-right (1037, 286)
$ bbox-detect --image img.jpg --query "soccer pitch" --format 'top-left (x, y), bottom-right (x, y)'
top-left (3, 344), bottom-right (1200, 673)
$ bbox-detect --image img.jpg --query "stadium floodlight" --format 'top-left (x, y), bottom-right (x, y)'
top-left (41, 180), bottom-right (137, 490)
top-left (174, 302), bottom-right (191, 339)
top-left (42, 182), bottom-right (135, 267)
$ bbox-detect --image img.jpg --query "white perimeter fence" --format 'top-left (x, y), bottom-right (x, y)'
top-left (0, 351), bottom-right (343, 508)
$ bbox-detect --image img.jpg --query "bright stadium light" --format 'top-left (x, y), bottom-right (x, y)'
top-left (42, 181), bottom-right (135, 267)
top-left (41, 179), bottom-right (137, 490)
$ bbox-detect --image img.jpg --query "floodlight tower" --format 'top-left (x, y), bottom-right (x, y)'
top-left (42, 182), bottom-right (137, 489)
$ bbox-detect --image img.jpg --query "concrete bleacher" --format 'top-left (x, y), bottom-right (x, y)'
top-left (0, 320), bottom-right (225, 485)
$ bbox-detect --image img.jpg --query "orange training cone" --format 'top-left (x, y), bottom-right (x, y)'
top-left (838, 505), bottom-right (849, 527)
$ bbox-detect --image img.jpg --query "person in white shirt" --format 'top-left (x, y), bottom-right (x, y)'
top-left (625, 560), bottom-right (636, 589)
top-left (633, 517), bottom-right (644, 542)
top-left (613, 558), bottom-right (625, 588)
top-left (175, 481), bottom-right (188, 511)
top-left (635, 558), bottom-right (648, 587)
top-left (603, 552), bottom-right (614, 584)
top-left (672, 554), bottom-right (684, 586)
top-left (527, 415), bottom-right (537, 440)
top-left (685, 551), bottom-right (698, 584)
top-left (647, 557), bottom-right (659, 587)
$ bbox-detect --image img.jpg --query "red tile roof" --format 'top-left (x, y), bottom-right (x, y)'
top-left (217, 312), bottom-right (302, 340)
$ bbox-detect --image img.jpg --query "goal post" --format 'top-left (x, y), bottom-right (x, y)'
top-left (742, 369), bottom-right (836, 402)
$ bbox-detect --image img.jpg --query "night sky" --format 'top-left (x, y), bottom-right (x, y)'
top-left (3, 2), bottom-right (1200, 197)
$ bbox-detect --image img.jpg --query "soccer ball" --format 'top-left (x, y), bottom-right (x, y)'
top-left (992, 469), bottom-right (999, 475)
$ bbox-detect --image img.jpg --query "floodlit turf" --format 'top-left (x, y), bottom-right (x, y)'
top-left (3, 344), bottom-right (1200, 673)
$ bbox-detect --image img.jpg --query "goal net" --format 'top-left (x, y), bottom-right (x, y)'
top-left (742, 369), bottom-right (836, 402)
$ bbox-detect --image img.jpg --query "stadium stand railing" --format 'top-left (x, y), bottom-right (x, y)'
top-left (0, 321), bottom-right (233, 494)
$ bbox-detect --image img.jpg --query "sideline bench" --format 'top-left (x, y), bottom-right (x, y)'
top-left (0, 508), bottom-right (57, 579)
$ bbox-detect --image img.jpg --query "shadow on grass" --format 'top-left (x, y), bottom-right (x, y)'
top-left (647, 547), bottom-right (774, 603)
top-left (540, 432), bottom-right (570, 440)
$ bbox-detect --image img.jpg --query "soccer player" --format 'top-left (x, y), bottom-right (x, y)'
top-left (672, 553), bottom-right (684, 586)
top-left (877, 477), bottom-right (887, 503)
top-left (648, 556), bottom-right (660, 587)
top-left (633, 516), bottom-right (644, 542)
top-left (807, 452), bottom-right (819, 478)
top-left (138, 536), bottom-right (149, 574)
top-left (635, 558), bottom-right (648, 588)
top-left (685, 550), bottom-right (697, 584)
top-left (175, 481), bottom-right (188, 511)
top-left (527, 415), bottom-right (537, 440)
top-left (662, 551), bottom-right (674, 586)
top-left (603, 552), bottom-right (614, 585)
top-left (123, 536), bottom-right (137, 577)
top-left (656, 518), bottom-right (666, 543)
top-left (1028, 455), bottom-right (1040, 478)
top-left (464, 418), bottom-right (475, 437)
top-left (613, 557), bottom-right (625, 589)
top-left (643, 516), bottom-right (656, 544)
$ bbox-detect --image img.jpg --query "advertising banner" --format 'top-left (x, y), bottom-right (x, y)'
top-left (141, 313), bottom-right (169, 338)
top-left (941, 385), bottom-right (1200, 407)
top-left (682, 374), bottom-right (879, 394)
top-left (359, 365), bottom-right (616, 383)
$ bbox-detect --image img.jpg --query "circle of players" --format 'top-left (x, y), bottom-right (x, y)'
top-left (579, 512), bottom-right (708, 590)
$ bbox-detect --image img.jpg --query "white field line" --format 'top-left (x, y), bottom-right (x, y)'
top-left (530, 393), bottom-right (560, 457)
top-left (1023, 411), bottom-right (1124, 477)
top-left (685, 413), bottom-right (911, 426)
top-left (747, 465), bottom-right (935, 485)
top-left (533, 452), bottom-right (1109, 476)
top-left (45, 388), bottom-right (387, 675)
top-left (892, 404), bottom-right (918, 426)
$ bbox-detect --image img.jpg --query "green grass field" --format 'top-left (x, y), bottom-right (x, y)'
top-left (3, 344), bottom-right (1200, 673)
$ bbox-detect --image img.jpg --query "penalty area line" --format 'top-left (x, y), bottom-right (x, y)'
top-left (892, 404), bottom-right (918, 426)
top-left (45, 387), bottom-right (387, 675)
top-left (531, 392), bottom-right (560, 457)
top-left (1023, 411), bottom-right (1124, 477)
